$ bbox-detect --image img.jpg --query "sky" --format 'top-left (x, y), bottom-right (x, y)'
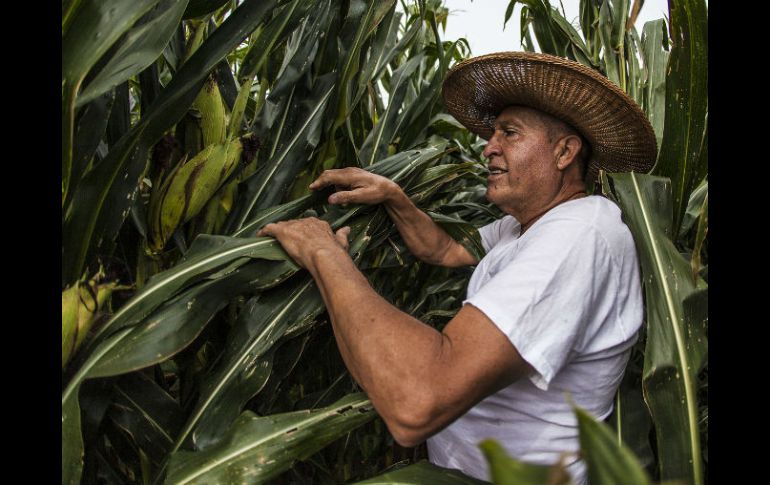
top-left (439, 0), bottom-right (671, 56)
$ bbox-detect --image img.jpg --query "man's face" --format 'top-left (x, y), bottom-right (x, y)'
top-left (481, 106), bottom-right (562, 215)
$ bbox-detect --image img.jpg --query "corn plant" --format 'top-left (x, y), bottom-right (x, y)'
top-left (61, 0), bottom-right (706, 484)
top-left (62, 0), bottom-right (493, 483)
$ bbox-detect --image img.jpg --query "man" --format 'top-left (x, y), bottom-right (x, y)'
top-left (257, 52), bottom-right (657, 484)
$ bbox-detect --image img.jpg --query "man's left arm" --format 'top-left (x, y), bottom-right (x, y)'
top-left (257, 217), bottom-right (533, 447)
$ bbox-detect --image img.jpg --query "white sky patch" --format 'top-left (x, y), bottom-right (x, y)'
top-left (438, 0), bottom-right (671, 56)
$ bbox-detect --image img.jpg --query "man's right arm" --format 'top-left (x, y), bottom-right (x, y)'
top-left (310, 168), bottom-right (478, 267)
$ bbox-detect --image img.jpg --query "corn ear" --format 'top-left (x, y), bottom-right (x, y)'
top-left (147, 136), bottom-right (250, 251)
top-left (193, 76), bottom-right (227, 148)
top-left (62, 272), bottom-right (120, 369)
top-left (189, 137), bottom-right (261, 238)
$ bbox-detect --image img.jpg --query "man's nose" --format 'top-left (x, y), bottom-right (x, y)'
top-left (482, 133), bottom-right (501, 159)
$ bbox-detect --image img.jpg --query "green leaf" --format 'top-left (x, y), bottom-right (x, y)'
top-left (479, 439), bottom-right (562, 485)
top-left (77, 0), bottom-right (188, 107)
top-left (171, 278), bottom-right (325, 452)
top-left (84, 236), bottom-right (294, 353)
top-left (267, 0), bottom-right (332, 99)
top-left (598, 0), bottom-right (621, 87)
top-left (62, 0), bottom-right (162, 206)
top-left (641, 19), bottom-right (670, 149)
top-left (504, 1), bottom-right (516, 30)
top-left (333, 0), bottom-right (397, 133)
top-left (575, 406), bottom-right (652, 485)
top-left (579, 0), bottom-right (600, 62)
top-left (350, 7), bottom-right (402, 113)
top-left (651, 0), bottom-right (708, 236)
top-left (238, 0), bottom-right (308, 82)
top-left (608, 172), bottom-right (707, 485)
top-left (67, 89), bottom-right (115, 208)
top-left (608, 356), bottom-right (655, 472)
top-left (62, 0), bottom-right (280, 286)
top-left (359, 53), bottom-right (424, 166)
top-left (164, 393), bottom-right (376, 484)
top-left (229, 75), bottom-right (336, 230)
top-left (108, 373), bottom-right (185, 467)
top-left (183, 0), bottom-right (229, 19)
top-left (678, 177), bottom-right (707, 239)
top-left (426, 211), bottom-right (484, 262)
top-left (690, 192), bottom-right (707, 281)
top-left (353, 460), bottom-right (487, 484)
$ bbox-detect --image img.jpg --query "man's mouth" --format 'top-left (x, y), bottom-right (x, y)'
top-left (488, 167), bottom-right (508, 176)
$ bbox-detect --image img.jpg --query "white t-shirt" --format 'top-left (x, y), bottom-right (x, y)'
top-left (427, 196), bottom-right (643, 484)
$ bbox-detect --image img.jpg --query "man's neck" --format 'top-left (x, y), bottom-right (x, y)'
top-left (518, 185), bottom-right (588, 235)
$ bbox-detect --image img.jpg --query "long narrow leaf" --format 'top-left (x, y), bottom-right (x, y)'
top-left (641, 19), bottom-right (670, 150)
top-left (359, 54), bottom-right (424, 166)
top-left (178, 278), bottom-right (324, 451)
top-left (609, 172), bottom-right (707, 485)
top-left (231, 76), bottom-right (336, 230)
top-left (77, 0), bottom-right (188, 107)
top-left (575, 405), bottom-right (651, 485)
top-left (651, 0), bottom-right (708, 236)
top-left (164, 393), bottom-right (376, 484)
top-left (479, 439), bottom-right (563, 485)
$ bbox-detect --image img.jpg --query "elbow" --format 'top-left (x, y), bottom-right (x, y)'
top-left (382, 397), bottom-right (439, 448)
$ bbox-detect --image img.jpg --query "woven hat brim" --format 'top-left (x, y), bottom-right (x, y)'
top-left (442, 52), bottom-right (657, 181)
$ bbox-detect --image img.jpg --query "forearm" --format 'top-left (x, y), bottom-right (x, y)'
top-left (385, 189), bottom-right (475, 267)
top-left (308, 246), bottom-right (446, 433)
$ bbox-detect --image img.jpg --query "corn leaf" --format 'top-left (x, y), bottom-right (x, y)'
top-left (359, 53), bottom-right (425, 166)
top-left (354, 460), bottom-right (487, 484)
top-left (479, 439), bottom-right (562, 485)
top-left (598, 0), bottom-right (621, 87)
top-left (641, 18), bottom-right (670, 150)
top-left (229, 75), bottom-right (336, 230)
top-left (267, 0), bottom-right (332, 100)
top-left (183, 0), bottom-right (229, 19)
top-left (651, 0), bottom-right (708, 236)
top-left (608, 172), bottom-right (707, 485)
top-left (164, 393), bottom-right (376, 485)
top-left (176, 279), bottom-right (324, 452)
top-left (332, 0), bottom-right (397, 133)
top-left (77, 0), bottom-right (188, 107)
top-left (575, 406), bottom-right (652, 485)
top-left (238, 0), bottom-right (308, 82)
top-left (678, 177), bottom-right (707, 239)
top-left (67, 89), bottom-right (115, 208)
top-left (62, 0), bottom-right (161, 203)
top-left (107, 373), bottom-right (186, 468)
top-left (690, 192), bottom-right (707, 281)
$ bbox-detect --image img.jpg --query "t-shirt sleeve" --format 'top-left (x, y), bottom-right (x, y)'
top-left (464, 218), bottom-right (612, 391)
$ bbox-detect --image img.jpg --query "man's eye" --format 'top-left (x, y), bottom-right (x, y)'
top-left (504, 129), bottom-right (516, 136)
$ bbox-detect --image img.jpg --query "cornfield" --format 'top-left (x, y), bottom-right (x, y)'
top-left (62, 0), bottom-right (707, 484)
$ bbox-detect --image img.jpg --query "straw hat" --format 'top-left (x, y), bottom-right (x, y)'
top-left (442, 52), bottom-right (657, 181)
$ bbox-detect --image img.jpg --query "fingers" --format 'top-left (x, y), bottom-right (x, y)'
top-left (309, 167), bottom-right (365, 190)
top-left (335, 226), bottom-right (351, 250)
top-left (255, 222), bottom-right (278, 238)
top-left (327, 188), bottom-right (365, 205)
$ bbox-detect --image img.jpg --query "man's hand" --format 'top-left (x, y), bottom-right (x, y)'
top-left (256, 217), bottom-right (351, 270)
top-left (310, 168), bottom-right (400, 206)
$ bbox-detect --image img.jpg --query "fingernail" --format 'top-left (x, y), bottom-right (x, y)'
top-left (328, 195), bottom-right (337, 203)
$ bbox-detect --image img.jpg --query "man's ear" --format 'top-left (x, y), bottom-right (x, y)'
top-left (554, 135), bottom-right (583, 170)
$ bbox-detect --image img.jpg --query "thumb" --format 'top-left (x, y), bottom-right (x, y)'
top-left (335, 226), bottom-right (351, 250)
